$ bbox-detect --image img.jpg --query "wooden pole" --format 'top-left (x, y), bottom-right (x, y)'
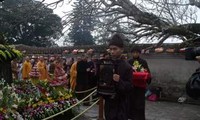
top-left (98, 96), bottom-right (104, 120)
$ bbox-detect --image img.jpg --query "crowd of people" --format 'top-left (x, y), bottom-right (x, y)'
top-left (10, 33), bottom-right (152, 120)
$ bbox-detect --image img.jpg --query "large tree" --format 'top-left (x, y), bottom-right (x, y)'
top-left (45, 0), bottom-right (200, 47)
top-left (67, 0), bottom-right (95, 46)
top-left (0, 0), bottom-right (63, 47)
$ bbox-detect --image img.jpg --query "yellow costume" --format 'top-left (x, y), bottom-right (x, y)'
top-left (70, 62), bottom-right (78, 91)
top-left (37, 61), bottom-right (48, 80)
top-left (22, 60), bottom-right (32, 80)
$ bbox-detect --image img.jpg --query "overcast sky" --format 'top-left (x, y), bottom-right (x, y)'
top-left (44, 0), bottom-right (72, 17)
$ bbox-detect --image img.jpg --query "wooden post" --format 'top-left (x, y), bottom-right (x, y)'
top-left (98, 96), bottom-right (104, 120)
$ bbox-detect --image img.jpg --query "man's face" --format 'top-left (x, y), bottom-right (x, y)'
top-left (26, 57), bottom-right (30, 62)
top-left (109, 45), bottom-right (123, 59)
top-left (83, 56), bottom-right (88, 61)
top-left (40, 57), bottom-right (44, 62)
top-left (132, 51), bottom-right (140, 58)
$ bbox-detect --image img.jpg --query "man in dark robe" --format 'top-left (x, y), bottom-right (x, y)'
top-left (76, 55), bottom-right (90, 105)
top-left (87, 56), bottom-right (97, 88)
top-left (128, 47), bottom-right (151, 120)
top-left (99, 33), bottom-right (133, 120)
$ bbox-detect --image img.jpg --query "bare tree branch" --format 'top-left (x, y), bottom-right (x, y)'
top-left (47, 0), bottom-right (200, 46)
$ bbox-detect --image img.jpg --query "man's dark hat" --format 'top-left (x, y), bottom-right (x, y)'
top-left (108, 33), bottom-right (124, 48)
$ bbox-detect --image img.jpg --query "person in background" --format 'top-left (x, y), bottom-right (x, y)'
top-left (128, 47), bottom-right (150, 73)
top-left (178, 55), bottom-right (200, 103)
top-left (69, 57), bottom-right (81, 91)
top-left (68, 57), bottom-right (75, 79)
top-left (103, 33), bottom-right (133, 120)
top-left (100, 51), bottom-right (110, 60)
top-left (76, 55), bottom-right (90, 105)
top-left (22, 56), bottom-right (32, 80)
top-left (48, 57), bottom-right (55, 75)
top-left (30, 59), bottom-right (35, 67)
top-left (17, 60), bottom-right (23, 80)
top-left (37, 56), bottom-right (49, 80)
top-left (31, 55), bottom-right (38, 67)
top-left (63, 58), bottom-right (74, 77)
top-left (128, 47), bottom-right (151, 120)
top-left (52, 59), bottom-right (68, 87)
top-left (87, 56), bottom-right (98, 89)
top-left (11, 59), bottom-right (18, 80)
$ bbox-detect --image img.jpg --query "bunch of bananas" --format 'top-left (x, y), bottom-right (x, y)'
top-left (0, 44), bottom-right (23, 62)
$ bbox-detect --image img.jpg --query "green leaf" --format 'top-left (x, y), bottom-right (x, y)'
top-left (0, 50), bottom-right (7, 60)
top-left (4, 50), bottom-right (12, 59)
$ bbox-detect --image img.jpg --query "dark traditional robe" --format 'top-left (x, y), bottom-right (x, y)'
top-left (76, 60), bottom-right (89, 102)
top-left (76, 60), bottom-right (89, 86)
top-left (100, 59), bottom-right (133, 120)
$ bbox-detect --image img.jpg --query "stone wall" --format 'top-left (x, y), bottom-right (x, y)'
top-left (15, 43), bottom-right (182, 54)
top-left (140, 53), bottom-right (199, 98)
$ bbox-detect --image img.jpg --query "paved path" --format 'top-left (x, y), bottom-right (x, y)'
top-left (77, 100), bottom-right (200, 120)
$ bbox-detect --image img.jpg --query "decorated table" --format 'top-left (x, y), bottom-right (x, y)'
top-left (0, 79), bottom-right (78, 120)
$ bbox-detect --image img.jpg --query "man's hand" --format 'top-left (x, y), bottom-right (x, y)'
top-left (113, 74), bottom-right (120, 82)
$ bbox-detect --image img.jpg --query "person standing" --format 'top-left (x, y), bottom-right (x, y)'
top-left (87, 56), bottom-right (98, 88)
top-left (102, 33), bottom-right (133, 120)
top-left (11, 59), bottom-right (18, 80)
top-left (37, 56), bottom-right (49, 80)
top-left (75, 55), bottom-right (90, 105)
top-left (17, 60), bottom-right (23, 80)
top-left (22, 56), bottom-right (32, 80)
top-left (51, 59), bottom-right (68, 87)
top-left (128, 47), bottom-right (151, 120)
top-left (69, 57), bottom-right (81, 91)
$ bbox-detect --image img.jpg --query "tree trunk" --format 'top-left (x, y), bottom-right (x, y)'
top-left (0, 62), bottom-right (13, 84)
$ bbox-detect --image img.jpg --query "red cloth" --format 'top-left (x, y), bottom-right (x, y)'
top-left (132, 72), bottom-right (151, 88)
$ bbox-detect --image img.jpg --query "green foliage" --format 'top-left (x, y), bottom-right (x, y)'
top-left (0, 44), bottom-right (23, 62)
top-left (0, 0), bottom-right (63, 47)
top-left (68, 0), bottom-right (95, 46)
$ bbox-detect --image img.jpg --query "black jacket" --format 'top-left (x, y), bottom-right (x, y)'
top-left (76, 60), bottom-right (89, 85)
top-left (128, 57), bottom-right (150, 72)
top-left (103, 59), bottom-right (133, 120)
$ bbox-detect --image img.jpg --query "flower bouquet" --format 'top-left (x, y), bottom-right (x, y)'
top-left (132, 61), bottom-right (151, 88)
